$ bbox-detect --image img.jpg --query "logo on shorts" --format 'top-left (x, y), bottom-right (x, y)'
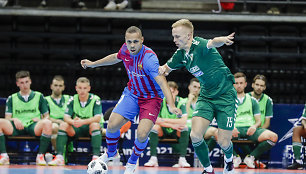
top-left (149, 113), bottom-right (155, 116)
top-left (193, 111), bottom-right (199, 114)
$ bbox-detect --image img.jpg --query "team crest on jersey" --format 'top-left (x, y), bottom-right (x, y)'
top-left (189, 65), bottom-right (204, 77)
top-left (138, 64), bottom-right (143, 70)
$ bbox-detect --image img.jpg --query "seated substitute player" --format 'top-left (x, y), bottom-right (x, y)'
top-left (287, 104), bottom-right (306, 170)
top-left (144, 81), bottom-right (189, 168)
top-left (0, 70), bottom-right (52, 165)
top-left (45, 75), bottom-right (71, 151)
top-left (185, 78), bottom-right (218, 153)
top-left (232, 72), bottom-right (278, 169)
top-left (80, 26), bottom-right (181, 174)
top-left (48, 77), bottom-right (103, 166)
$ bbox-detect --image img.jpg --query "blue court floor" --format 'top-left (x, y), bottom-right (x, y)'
top-left (0, 165), bottom-right (305, 174)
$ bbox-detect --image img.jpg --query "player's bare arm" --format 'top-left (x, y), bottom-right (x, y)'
top-left (158, 64), bottom-right (172, 76)
top-left (5, 113), bottom-right (24, 130)
top-left (207, 32), bottom-right (235, 49)
top-left (81, 53), bottom-right (121, 69)
top-left (154, 75), bottom-right (182, 116)
top-left (163, 114), bottom-right (188, 125)
top-left (247, 114), bottom-right (261, 136)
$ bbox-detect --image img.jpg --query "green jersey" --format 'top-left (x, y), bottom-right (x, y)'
top-left (65, 93), bottom-right (103, 121)
top-left (248, 92), bottom-right (273, 127)
top-left (167, 37), bottom-right (235, 99)
top-left (159, 96), bottom-right (187, 133)
top-left (5, 91), bottom-right (48, 127)
top-left (235, 94), bottom-right (260, 127)
top-left (45, 95), bottom-right (71, 120)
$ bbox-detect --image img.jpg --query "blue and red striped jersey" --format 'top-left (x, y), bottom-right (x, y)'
top-left (117, 43), bottom-right (163, 99)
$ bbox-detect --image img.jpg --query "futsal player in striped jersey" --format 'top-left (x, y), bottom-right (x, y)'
top-left (81, 26), bottom-right (181, 174)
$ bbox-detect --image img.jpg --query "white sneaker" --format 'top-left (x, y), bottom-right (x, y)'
top-left (36, 154), bottom-right (47, 166)
top-left (177, 157), bottom-right (190, 168)
top-left (243, 155), bottom-right (255, 168)
top-left (104, 1), bottom-right (116, 10)
top-left (48, 155), bottom-right (64, 166)
top-left (144, 156), bottom-right (158, 167)
top-left (124, 163), bottom-right (136, 174)
top-left (233, 155), bottom-right (241, 168)
top-left (45, 153), bottom-right (53, 164)
top-left (0, 154), bottom-right (9, 165)
top-left (97, 152), bottom-right (120, 165)
top-left (116, 0), bottom-right (128, 10)
top-left (224, 159), bottom-right (234, 174)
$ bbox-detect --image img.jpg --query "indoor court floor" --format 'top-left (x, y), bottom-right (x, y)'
top-left (0, 165), bottom-right (305, 174)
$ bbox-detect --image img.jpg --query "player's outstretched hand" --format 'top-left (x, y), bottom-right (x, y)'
top-left (80, 59), bottom-right (93, 69)
top-left (169, 107), bottom-right (182, 117)
top-left (223, 32), bottom-right (235, 46)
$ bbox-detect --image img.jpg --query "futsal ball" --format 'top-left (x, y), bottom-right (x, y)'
top-left (87, 159), bottom-right (108, 174)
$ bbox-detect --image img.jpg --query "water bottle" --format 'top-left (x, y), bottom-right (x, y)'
top-left (23, 141), bottom-right (31, 164)
top-left (282, 147), bottom-right (288, 169)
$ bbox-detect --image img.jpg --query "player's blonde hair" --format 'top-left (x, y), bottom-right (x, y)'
top-left (172, 19), bottom-right (194, 34)
top-left (76, 77), bottom-right (90, 86)
top-left (168, 81), bottom-right (179, 90)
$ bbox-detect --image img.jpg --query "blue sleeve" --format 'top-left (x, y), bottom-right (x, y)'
top-left (143, 53), bottom-right (160, 78)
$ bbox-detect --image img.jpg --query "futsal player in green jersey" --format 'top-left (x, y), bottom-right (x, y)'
top-left (0, 70), bottom-right (52, 165)
top-left (144, 81), bottom-right (189, 168)
top-left (45, 75), bottom-right (71, 151)
top-left (249, 74), bottom-right (273, 129)
top-left (48, 77), bottom-right (103, 166)
top-left (287, 104), bottom-right (306, 170)
top-left (232, 72), bottom-right (278, 169)
top-left (159, 19), bottom-right (237, 174)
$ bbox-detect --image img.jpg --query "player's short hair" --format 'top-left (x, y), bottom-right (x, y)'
top-left (76, 77), bottom-right (90, 86)
top-left (234, 72), bottom-right (247, 81)
top-left (189, 78), bottom-right (199, 85)
top-left (253, 74), bottom-right (267, 85)
top-left (172, 19), bottom-right (194, 33)
top-left (126, 26), bottom-right (142, 37)
top-left (168, 81), bottom-right (178, 90)
top-left (15, 70), bottom-right (30, 81)
top-left (53, 75), bottom-right (64, 82)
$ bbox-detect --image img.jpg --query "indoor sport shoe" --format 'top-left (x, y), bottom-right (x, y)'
top-left (0, 154), bottom-right (9, 165)
top-left (116, 0), bottom-right (128, 10)
top-left (224, 160), bottom-right (234, 174)
top-left (98, 152), bottom-right (120, 164)
top-left (176, 157), bottom-right (190, 168)
top-left (144, 156), bottom-right (158, 167)
top-left (255, 160), bottom-right (266, 169)
top-left (124, 163), bottom-right (136, 174)
top-left (201, 169), bottom-right (215, 174)
top-left (104, 1), bottom-right (116, 10)
top-left (243, 155), bottom-right (255, 168)
top-left (287, 161), bottom-right (304, 170)
top-left (36, 154), bottom-right (47, 166)
top-left (233, 155), bottom-right (242, 168)
top-left (48, 155), bottom-right (65, 166)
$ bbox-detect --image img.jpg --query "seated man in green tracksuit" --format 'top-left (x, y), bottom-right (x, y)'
top-left (48, 77), bottom-right (103, 166)
top-left (232, 72), bottom-right (278, 169)
top-left (144, 81), bottom-right (189, 167)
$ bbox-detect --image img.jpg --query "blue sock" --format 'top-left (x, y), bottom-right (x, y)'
top-left (106, 130), bottom-right (120, 157)
top-left (128, 138), bottom-right (148, 164)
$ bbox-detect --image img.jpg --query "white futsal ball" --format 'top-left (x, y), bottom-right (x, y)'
top-left (87, 159), bottom-right (108, 174)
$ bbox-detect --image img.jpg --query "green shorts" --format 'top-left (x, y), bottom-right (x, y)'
top-left (193, 87), bottom-right (237, 131)
top-left (161, 127), bottom-right (178, 139)
top-left (233, 127), bottom-right (266, 142)
top-left (11, 121), bottom-right (37, 136)
top-left (72, 125), bottom-right (90, 138)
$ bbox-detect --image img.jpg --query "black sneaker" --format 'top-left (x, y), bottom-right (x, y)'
top-left (224, 160), bottom-right (234, 174)
top-left (202, 169), bottom-right (215, 174)
top-left (287, 161), bottom-right (303, 170)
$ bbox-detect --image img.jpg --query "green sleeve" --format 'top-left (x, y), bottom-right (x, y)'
top-left (5, 95), bottom-right (12, 114)
top-left (302, 104), bottom-right (306, 119)
top-left (65, 98), bottom-right (74, 117)
top-left (166, 49), bottom-right (185, 70)
top-left (93, 97), bottom-right (102, 116)
top-left (158, 101), bottom-right (164, 117)
top-left (39, 94), bottom-right (49, 114)
top-left (265, 97), bottom-right (273, 117)
top-left (251, 98), bottom-right (261, 116)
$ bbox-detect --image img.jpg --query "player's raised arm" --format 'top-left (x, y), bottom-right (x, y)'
top-left (158, 64), bottom-right (172, 76)
top-left (207, 32), bottom-right (235, 49)
top-left (81, 53), bottom-right (122, 69)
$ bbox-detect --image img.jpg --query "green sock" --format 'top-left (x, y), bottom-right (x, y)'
top-left (233, 149), bottom-right (237, 156)
top-left (149, 131), bottom-right (159, 156)
top-left (0, 133), bottom-right (6, 153)
top-left (250, 140), bottom-right (275, 159)
top-left (193, 139), bottom-right (211, 167)
top-left (240, 144), bottom-right (252, 156)
top-left (178, 131), bottom-right (189, 157)
top-left (56, 130), bottom-right (68, 155)
top-left (221, 141), bottom-right (233, 159)
top-left (38, 133), bottom-right (51, 154)
top-left (91, 130), bottom-right (102, 156)
top-left (205, 138), bottom-right (217, 152)
top-left (292, 142), bottom-right (302, 160)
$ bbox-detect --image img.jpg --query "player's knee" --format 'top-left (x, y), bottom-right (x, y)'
top-left (90, 122), bottom-right (100, 130)
top-left (270, 132), bottom-right (278, 142)
top-left (137, 131), bottom-right (149, 142)
top-left (190, 131), bottom-right (202, 143)
top-left (59, 122), bottom-right (69, 130)
top-left (217, 137), bottom-right (231, 149)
